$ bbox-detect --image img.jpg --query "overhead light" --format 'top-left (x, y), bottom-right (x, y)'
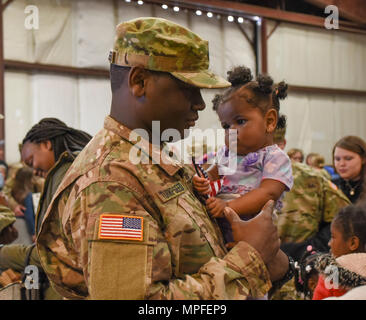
top-left (238, 17), bottom-right (244, 23)
top-left (173, 6), bottom-right (179, 12)
top-left (125, 0), bottom-right (131, 2)
top-left (227, 16), bottom-right (234, 22)
top-left (137, 0), bottom-right (143, 5)
top-left (253, 16), bottom-right (261, 21)
top-left (161, 4), bottom-right (168, 10)
top-left (196, 10), bottom-right (202, 16)
top-left (207, 12), bottom-right (213, 18)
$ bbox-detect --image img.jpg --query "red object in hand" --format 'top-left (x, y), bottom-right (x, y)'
top-left (209, 179), bottom-right (224, 197)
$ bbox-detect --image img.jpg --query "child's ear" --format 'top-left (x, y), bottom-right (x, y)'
top-left (265, 108), bottom-right (278, 134)
top-left (348, 236), bottom-right (360, 252)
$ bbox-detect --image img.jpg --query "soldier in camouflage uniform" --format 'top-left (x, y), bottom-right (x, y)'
top-left (271, 127), bottom-right (350, 300)
top-left (36, 17), bottom-right (290, 300)
top-left (0, 200), bottom-right (17, 245)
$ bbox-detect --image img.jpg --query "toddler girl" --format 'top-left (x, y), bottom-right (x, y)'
top-left (193, 66), bottom-right (293, 244)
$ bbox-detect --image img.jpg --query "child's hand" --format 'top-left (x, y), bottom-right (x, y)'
top-left (206, 197), bottom-right (227, 218)
top-left (192, 174), bottom-right (211, 195)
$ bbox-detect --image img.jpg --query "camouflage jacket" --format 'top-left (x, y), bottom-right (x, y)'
top-left (0, 205), bottom-right (15, 235)
top-left (37, 116), bottom-right (272, 300)
top-left (277, 162), bottom-right (350, 243)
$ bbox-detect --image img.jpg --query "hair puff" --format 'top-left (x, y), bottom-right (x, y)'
top-left (226, 66), bottom-right (253, 87)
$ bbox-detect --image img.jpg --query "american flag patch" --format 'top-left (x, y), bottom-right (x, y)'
top-left (98, 214), bottom-right (143, 241)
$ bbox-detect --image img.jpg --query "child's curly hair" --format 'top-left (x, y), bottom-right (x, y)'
top-left (294, 245), bottom-right (322, 299)
top-left (212, 66), bottom-right (288, 129)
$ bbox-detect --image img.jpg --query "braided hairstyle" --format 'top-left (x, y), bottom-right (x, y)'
top-left (22, 118), bottom-right (92, 161)
top-left (294, 245), bottom-right (323, 299)
top-left (212, 66), bottom-right (287, 129)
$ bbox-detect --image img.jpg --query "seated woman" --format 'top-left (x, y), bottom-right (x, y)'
top-left (332, 136), bottom-right (366, 204)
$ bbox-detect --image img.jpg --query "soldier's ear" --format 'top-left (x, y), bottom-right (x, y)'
top-left (128, 66), bottom-right (148, 97)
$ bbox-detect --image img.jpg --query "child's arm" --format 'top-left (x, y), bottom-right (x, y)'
top-left (227, 179), bottom-right (286, 217)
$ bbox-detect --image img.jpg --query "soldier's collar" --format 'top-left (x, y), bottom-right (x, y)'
top-left (104, 116), bottom-right (183, 176)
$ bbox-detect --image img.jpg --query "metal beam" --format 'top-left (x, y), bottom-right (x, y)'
top-left (288, 85), bottom-right (366, 97)
top-left (4, 60), bottom-right (110, 78)
top-left (304, 0), bottom-right (366, 26)
top-left (144, 0), bottom-right (366, 34)
top-left (260, 18), bottom-right (268, 74)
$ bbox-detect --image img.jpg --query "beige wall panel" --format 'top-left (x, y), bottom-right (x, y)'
top-left (74, 0), bottom-right (115, 69)
top-left (268, 22), bottom-right (366, 90)
top-left (78, 78), bottom-right (111, 136)
top-left (4, 0), bottom-right (34, 62)
top-left (4, 72), bottom-right (32, 164)
top-left (282, 92), bottom-right (366, 163)
top-left (33, 0), bottom-right (73, 65)
top-left (31, 73), bottom-right (79, 129)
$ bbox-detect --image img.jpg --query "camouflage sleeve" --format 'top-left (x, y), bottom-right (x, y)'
top-left (0, 244), bottom-right (41, 272)
top-left (2, 181), bottom-right (19, 211)
top-left (322, 179), bottom-right (350, 223)
top-left (0, 205), bottom-right (16, 233)
top-left (72, 181), bottom-right (271, 300)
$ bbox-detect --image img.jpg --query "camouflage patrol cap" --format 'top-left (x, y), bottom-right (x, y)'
top-left (109, 17), bottom-right (231, 89)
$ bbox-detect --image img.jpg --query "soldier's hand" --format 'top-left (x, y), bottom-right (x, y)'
top-left (265, 249), bottom-right (289, 282)
top-left (0, 224), bottom-right (18, 244)
top-left (224, 200), bottom-right (280, 265)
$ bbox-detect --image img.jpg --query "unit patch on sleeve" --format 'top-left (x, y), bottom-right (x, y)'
top-left (98, 214), bottom-right (143, 241)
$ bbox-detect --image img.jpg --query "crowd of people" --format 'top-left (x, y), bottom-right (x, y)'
top-left (0, 17), bottom-right (365, 301)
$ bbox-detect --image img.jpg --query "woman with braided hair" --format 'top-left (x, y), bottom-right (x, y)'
top-left (21, 118), bottom-right (92, 178)
top-left (0, 118), bottom-right (91, 299)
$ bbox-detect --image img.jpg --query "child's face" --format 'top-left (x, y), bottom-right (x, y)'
top-left (217, 96), bottom-right (272, 156)
top-left (329, 221), bottom-right (353, 258)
